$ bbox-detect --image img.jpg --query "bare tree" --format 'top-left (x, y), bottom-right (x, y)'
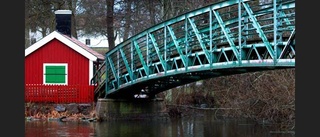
top-left (123, 0), bottom-right (132, 40)
top-left (25, 0), bottom-right (31, 48)
top-left (106, 0), bottom-right (115, 50)
top-left (76, 0), bottom-right (107, 37)
top-left (25, 0), bottom-right (79, 48)
top-left (66, 0), bottom-right (78, 38)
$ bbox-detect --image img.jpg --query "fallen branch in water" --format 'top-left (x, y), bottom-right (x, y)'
top-left (269, 131), bottom-right (295, 134)
top-left (166, 104), bottom-right (239, 110)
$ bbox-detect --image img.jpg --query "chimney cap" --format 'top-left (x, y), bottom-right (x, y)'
top-left (54, 10), bottom-right (72, 15)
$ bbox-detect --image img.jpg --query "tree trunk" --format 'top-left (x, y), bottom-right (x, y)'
top-left (106, 0), bottom-right (115, 50)
top-left (67, 0), bottom-right (78, 38)
top-left (25, 0), bottom-right (30, 49)
top-left (123, 0), bottom-right (132, 40)
top-left (148, 0), bottom-right (156, 26)
top-left (25, 25), bottom-right (30, 49)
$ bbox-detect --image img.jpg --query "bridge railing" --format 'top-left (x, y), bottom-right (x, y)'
top-left (90, 61), bottom-right (106, 93)
top-left (95, 0), bottom-right (295, 97)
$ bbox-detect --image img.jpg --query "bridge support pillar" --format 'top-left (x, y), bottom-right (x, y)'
top-left (95, 98), bottom-right (168, 121)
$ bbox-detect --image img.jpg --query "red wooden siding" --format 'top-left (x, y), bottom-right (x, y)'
top-left (25, 38), bottom-right (90, 85)
top-left (25, 84), bottom-right (95, 103)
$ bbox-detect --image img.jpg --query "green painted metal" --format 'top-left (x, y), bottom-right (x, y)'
top-left (119, 48), bottom-right (133, 81)
top-left (148, 34), bottom-right (166, 71)
top-left (279, 28), bottom-right (295, 59)
top-left (166, 26), bottom-right (187, 67)
top-left (187, 18), bottom-right (211, 64)
top-left (242, 2), bottom-right (275, 59)
top-left (90, 0), bottom-right (295, 99)
top-left (238, 0), bottom-right (243, 64)
top-left (132, 40), bottom-right (149, 76)
top-left (106, 57), bottom-right (117, 83)
top-left (212, 9), bottom-right (240, 61)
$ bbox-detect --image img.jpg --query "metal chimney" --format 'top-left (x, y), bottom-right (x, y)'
top-left (54, 10), bottom-right (72, 37)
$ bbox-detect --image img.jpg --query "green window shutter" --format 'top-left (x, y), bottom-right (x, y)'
top-left (45, 66), bottom-right (66, 84)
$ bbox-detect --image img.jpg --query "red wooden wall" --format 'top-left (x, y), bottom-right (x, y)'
top-left (25, 38), bottom-right (90, 85)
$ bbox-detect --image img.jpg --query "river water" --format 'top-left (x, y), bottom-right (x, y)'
top-left (25, 115), bottom-right (295, 137)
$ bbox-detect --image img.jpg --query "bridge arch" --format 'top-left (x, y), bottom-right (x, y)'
top-left (92, 0), bottom-right (295, 99)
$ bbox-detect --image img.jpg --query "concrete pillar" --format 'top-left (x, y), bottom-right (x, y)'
top-left (95, 98), bottom-right (169, 121)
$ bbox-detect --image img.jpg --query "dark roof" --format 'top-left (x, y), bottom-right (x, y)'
top-left (90, 47), bottom-right (109, 55)
top-left (61, 33), bottom-right (105, 60)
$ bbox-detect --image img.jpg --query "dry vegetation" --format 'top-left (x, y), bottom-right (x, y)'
top-left (160, 68), bottom-right (295, 131)
top-left (25, 103), bottom-right (97, 121)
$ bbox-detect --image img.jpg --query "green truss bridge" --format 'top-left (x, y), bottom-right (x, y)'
top-left (91, 0), bottom-right (295, 100)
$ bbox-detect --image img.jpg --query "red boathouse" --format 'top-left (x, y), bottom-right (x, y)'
top-left (25, 10), bottom-right (105, 103)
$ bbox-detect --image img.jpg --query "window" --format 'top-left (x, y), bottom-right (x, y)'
top-left (43, 63), bottom-right (68, 84)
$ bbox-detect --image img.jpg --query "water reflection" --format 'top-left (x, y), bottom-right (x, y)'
top-left (25, 117), bottom-right (295, 137)
top-left (25, 121), bottom-right (95, 137)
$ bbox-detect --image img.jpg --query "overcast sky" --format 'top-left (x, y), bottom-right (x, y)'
top-left (30, 31), bottom-right (123, 47)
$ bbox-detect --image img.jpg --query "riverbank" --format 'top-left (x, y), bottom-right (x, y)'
top-left (24, 102), bottom-right (225, 122)
top-left (25, 101), bottom-right (294, 133)
top-left (159, 69), bottom-right (295, 131)
top-left (25, 102), bottom-right (98, 122)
